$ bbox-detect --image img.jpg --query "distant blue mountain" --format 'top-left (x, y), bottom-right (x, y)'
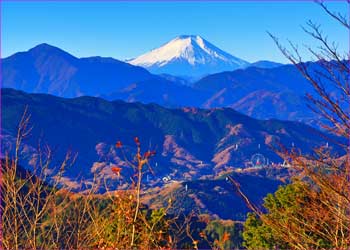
top-left (3, 43), bottom-right (345, 128)
top-left (2, 43), bottom-right (153, 97)
top-left (248, 60), bottom-right (284, 69)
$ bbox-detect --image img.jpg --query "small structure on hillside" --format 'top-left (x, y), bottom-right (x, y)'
top-left (162, 175), bottom-right (172, 183)
top-left (250, 153), bottom-right (266, 168)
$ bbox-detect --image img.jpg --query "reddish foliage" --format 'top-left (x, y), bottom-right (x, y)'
top-left (111, 166), bottom-right (122, 177)
top-left (134, 137), bottom-right (140, 145)
top-left (115, 141), bottom-right (122, 148)
top-left (144, 150), bottom-right (156, 159)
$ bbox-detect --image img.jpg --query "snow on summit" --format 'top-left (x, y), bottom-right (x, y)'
top-left (128, 35), bottom-right (249, 77)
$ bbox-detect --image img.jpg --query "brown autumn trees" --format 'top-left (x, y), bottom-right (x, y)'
top-left (242, 2), bottom-right (350, 249)
top-left (0, 110), bottom-right (200, 249)
top-left (0, 110), bottom-right (173, 249)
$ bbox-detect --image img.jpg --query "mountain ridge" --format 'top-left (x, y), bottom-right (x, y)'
top-left (2, 43), bottom-right (153, 97)
top-left (3, 43), bottom-right (338, 128)
top-left (2, 88), bottom-right (342, 190)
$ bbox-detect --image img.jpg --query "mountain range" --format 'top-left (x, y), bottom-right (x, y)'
top-left (2, 42), bottom-right (324, 127)
top-left (2, 43), bottom-right (152, 98)
top-left (2, 88), bottom-right (341, 189)
top-left (2, 37), bottom-right (346, 222)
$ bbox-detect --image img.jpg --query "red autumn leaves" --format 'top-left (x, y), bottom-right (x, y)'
top-left (111, 137), bottom-right (156, 177)
top-left (111, 166), bottom-right (122, 177)
top-left (143, 150), bottom-right (156, 159)
top-left (115, 141), bottom-right (122, 148)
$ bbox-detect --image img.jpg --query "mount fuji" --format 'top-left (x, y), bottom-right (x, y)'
top-left (128, 35), bottom-right (249, 77)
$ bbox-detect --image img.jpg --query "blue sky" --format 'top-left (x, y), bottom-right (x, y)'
top-left (2, 1), bottom-right (348, 63)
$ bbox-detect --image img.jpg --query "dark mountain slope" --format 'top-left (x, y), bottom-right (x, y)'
top-left (2, 88), bottom-right (341, 187)
top-left (143, 174), bottom-right (283, 220)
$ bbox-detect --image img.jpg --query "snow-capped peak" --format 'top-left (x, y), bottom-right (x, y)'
top-left (128, 35), bottom-right (249, 77)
